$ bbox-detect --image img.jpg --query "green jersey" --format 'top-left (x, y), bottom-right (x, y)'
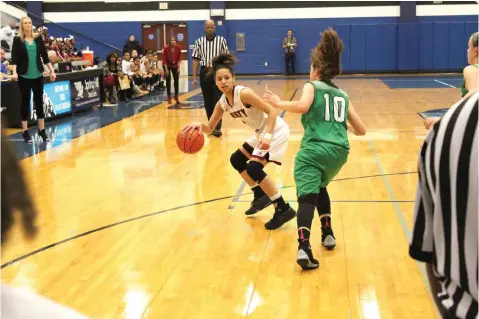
top-left (300, 80), bottom-right (350, 150)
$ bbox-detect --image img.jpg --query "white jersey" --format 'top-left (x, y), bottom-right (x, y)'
top-left (219, 85), bottom-right (277, 134)
top-left (122, 60), bottom-right (133, 76)
top-left (140, 58), bottom-right (149, 73)
top-left (219, 85), bottom-right (290, 165)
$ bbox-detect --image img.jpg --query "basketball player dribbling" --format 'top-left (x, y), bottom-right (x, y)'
top-left (264, 28), bottom-right (367, 269)
top-left (183, 53), bottom-right (296, 230)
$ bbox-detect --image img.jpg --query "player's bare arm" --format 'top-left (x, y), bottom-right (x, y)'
top-left (464, 65), bottom-right (478, 98)
top-left (263, 82), bottom-right (314, 114)
top-left (183, 101), bottom-right (224, 134)
top-left (240, 88), bottom-right (277, 135)
top-left (240, 87), bottom-right (277, 149)
top-left (347, 102), bottom-right (367, 136)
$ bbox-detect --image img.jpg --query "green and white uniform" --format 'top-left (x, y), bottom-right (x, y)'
top-left (294, 80), bottom-right (350, 197)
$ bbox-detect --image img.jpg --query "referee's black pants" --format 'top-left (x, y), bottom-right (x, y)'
top-left (200, 66), bottom-right (222, 131)
top-left (426, 263), bottom-right (456, 319)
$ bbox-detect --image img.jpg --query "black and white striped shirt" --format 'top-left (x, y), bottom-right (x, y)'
top-left (192, 35), bottom-right (229, 67)
top-left (410, 92), bottom-right (478, 319)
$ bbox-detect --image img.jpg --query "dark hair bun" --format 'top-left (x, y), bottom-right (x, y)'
top-left (208, 52), bottom-right (238, 77)
top-left (212, 52), bottom-right (237, 69)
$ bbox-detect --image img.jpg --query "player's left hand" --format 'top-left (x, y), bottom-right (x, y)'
top-left (50, 72), bottom-right (56, 82)
top-left (263, 90), bottom-right (281, 107)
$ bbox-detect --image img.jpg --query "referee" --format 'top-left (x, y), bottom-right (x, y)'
top-left (192, 19), bottom-right (229, 137)
top-left (409, 92), bottom-right (478, 319)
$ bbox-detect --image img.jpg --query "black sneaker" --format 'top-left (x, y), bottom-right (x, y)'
top-left (245, 195), bottom-right (272, 215)
top-left (22, 130), bottom-right (32, 144)
top-left (297, 241), bottom-right (319, 270)
top-left (211, 129), bottom-right (222, 137)
top-left (321, 227), bottom-right (336, 250)
top-left (264, 205), bottom-right (296, 230)
top-left (39, 129), bottom-right (50, 142)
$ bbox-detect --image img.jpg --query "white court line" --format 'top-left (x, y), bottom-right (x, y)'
top-left (383, 78), bottom-right (461, 82)
top-left (434, 79), bottom-right (456, 88)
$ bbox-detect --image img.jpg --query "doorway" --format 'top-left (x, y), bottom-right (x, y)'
top-left (142, 23), bottom-right (188, 75)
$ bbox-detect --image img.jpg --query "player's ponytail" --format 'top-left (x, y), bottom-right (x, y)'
top-left (209, 52), bottom-right (237, 77)
top-left (311, 28), bottom-right (343, 81)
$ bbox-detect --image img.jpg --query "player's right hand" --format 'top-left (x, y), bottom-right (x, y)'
top-left (192, 78), bottom-right (198, 89)
top-left (258, 139), bottom-right (271, 150)
top-left (183, 123), bottom-right (202, 134)
top-left (263, 90), bottom-right (281, 107)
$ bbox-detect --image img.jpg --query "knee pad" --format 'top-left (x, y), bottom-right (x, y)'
top-left (246, 161), bottom-right (267, 183)
top-left (298, 193), bottom-right (318, 205)
top-left (230, 150), bottom-right (249, 173)
top-left (242, 142), bottom-right (254, 155)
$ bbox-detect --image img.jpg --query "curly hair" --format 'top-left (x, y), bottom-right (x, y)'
top-left (311, 28), bottom-right (344, 81)
top-left (207, 52), bottom-right (238, 77)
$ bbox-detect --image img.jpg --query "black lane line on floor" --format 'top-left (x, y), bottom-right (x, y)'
top-left (0, 170), bottom-right (418, 269)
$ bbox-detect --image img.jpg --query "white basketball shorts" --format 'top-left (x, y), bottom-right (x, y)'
top-left (245, 116), bottom-right (290, 165)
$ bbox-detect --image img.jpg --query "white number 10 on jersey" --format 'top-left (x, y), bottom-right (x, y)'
top-left (323, 93), bottom-right (346, 122)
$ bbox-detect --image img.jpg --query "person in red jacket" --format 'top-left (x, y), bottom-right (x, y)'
top-left (163, 36), bottom-right (182, 104)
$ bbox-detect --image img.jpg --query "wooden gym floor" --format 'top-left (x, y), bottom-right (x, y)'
top-left (1, 75), bottom-right (461, 318)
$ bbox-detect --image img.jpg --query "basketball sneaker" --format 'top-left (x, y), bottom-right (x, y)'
top-left (39, 129), bottom-right (50, 143)
top-left (22, 130), bottom-right (32, 144)
top-left (297, 241), bottom-right (319, 270)
top-left (321, 227), bottom-right (336, 249)
top-left (264, 205), bottom-right (296, 230)
top-left (211, 129), bottom-right (222, 137)
top-left (245, 195), bottom-right (272, 215)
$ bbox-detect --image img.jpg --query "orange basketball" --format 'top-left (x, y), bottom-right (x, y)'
top-left (177, 128), bottom-right (205, 154)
